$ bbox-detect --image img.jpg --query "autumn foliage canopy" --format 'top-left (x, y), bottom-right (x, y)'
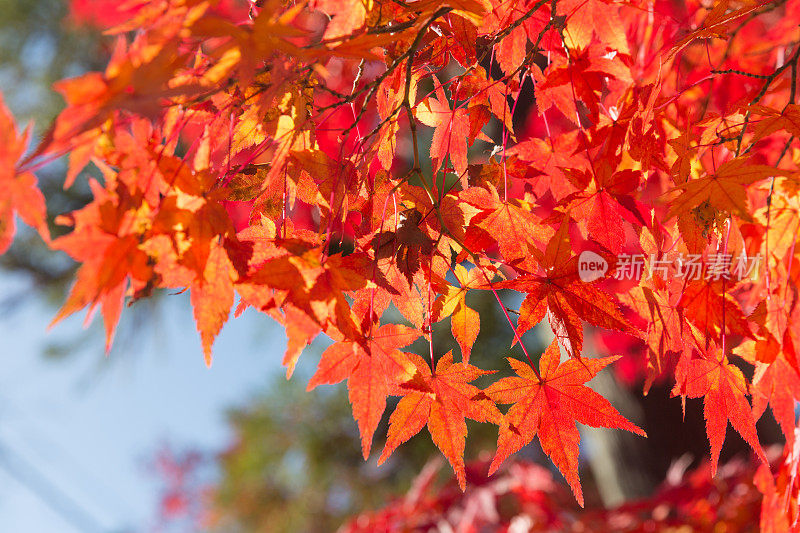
top-left (3, 0), bottom-right (800, 526)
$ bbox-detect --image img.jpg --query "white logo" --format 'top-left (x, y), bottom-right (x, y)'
top-left (578, 250), bottom-right (608, 282)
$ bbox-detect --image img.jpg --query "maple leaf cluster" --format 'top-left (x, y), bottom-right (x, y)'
top-left (2, 0), bottom-right (800, 518)
top-left (342, 457), bottom-right (768, 532)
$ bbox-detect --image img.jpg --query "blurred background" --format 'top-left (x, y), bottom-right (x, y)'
top-left (0, 1), bottom-right (782, 532)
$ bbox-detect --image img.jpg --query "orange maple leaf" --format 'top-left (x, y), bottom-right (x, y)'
top-left (666, 157), bottom-right (787, 222)
top-left (51, 209), bottom-right (153, 354)
top-left (562, 0), bottom-right (630, 54)
top-left (0, 94), bottom-right (49, 254)
top-left (748, 104), bottom-right (800, 144)
top-left (191, 240), bottom-right (237, 366)
top-left (679, 278), bottom-right (752, 343)
top-left (486, 339), bottom-right (645, 506)
top-left (244, 240), bottom-right (369, 338)
top-left (620, 284), bottom-right (684, 393)
top-left (751, 356), bottom-right (800, 448)
top-left (416, 77), bottom-right (471, 178)
top-left (671, 344), bottom-right (767, 475)
top-left (378, 351), bottom-right (501, 489)
top-left (437, 264), bottom-right (483, 362)
top-left (307, 323), bottom-right (420, 458)
top-left (459, 184), bottom-right (548, 264)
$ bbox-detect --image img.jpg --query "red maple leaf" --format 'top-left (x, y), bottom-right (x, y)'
top-left (486, 339), bottom-right (645, 506)
top-left (496, 220), bottom-right (635, 358)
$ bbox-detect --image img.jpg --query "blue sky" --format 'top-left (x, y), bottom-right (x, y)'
top-left (0, 271), bottom-right (290, 532)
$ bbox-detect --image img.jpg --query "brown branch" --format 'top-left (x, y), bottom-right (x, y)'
top-left (736, 43), bottom-right (800, 156)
